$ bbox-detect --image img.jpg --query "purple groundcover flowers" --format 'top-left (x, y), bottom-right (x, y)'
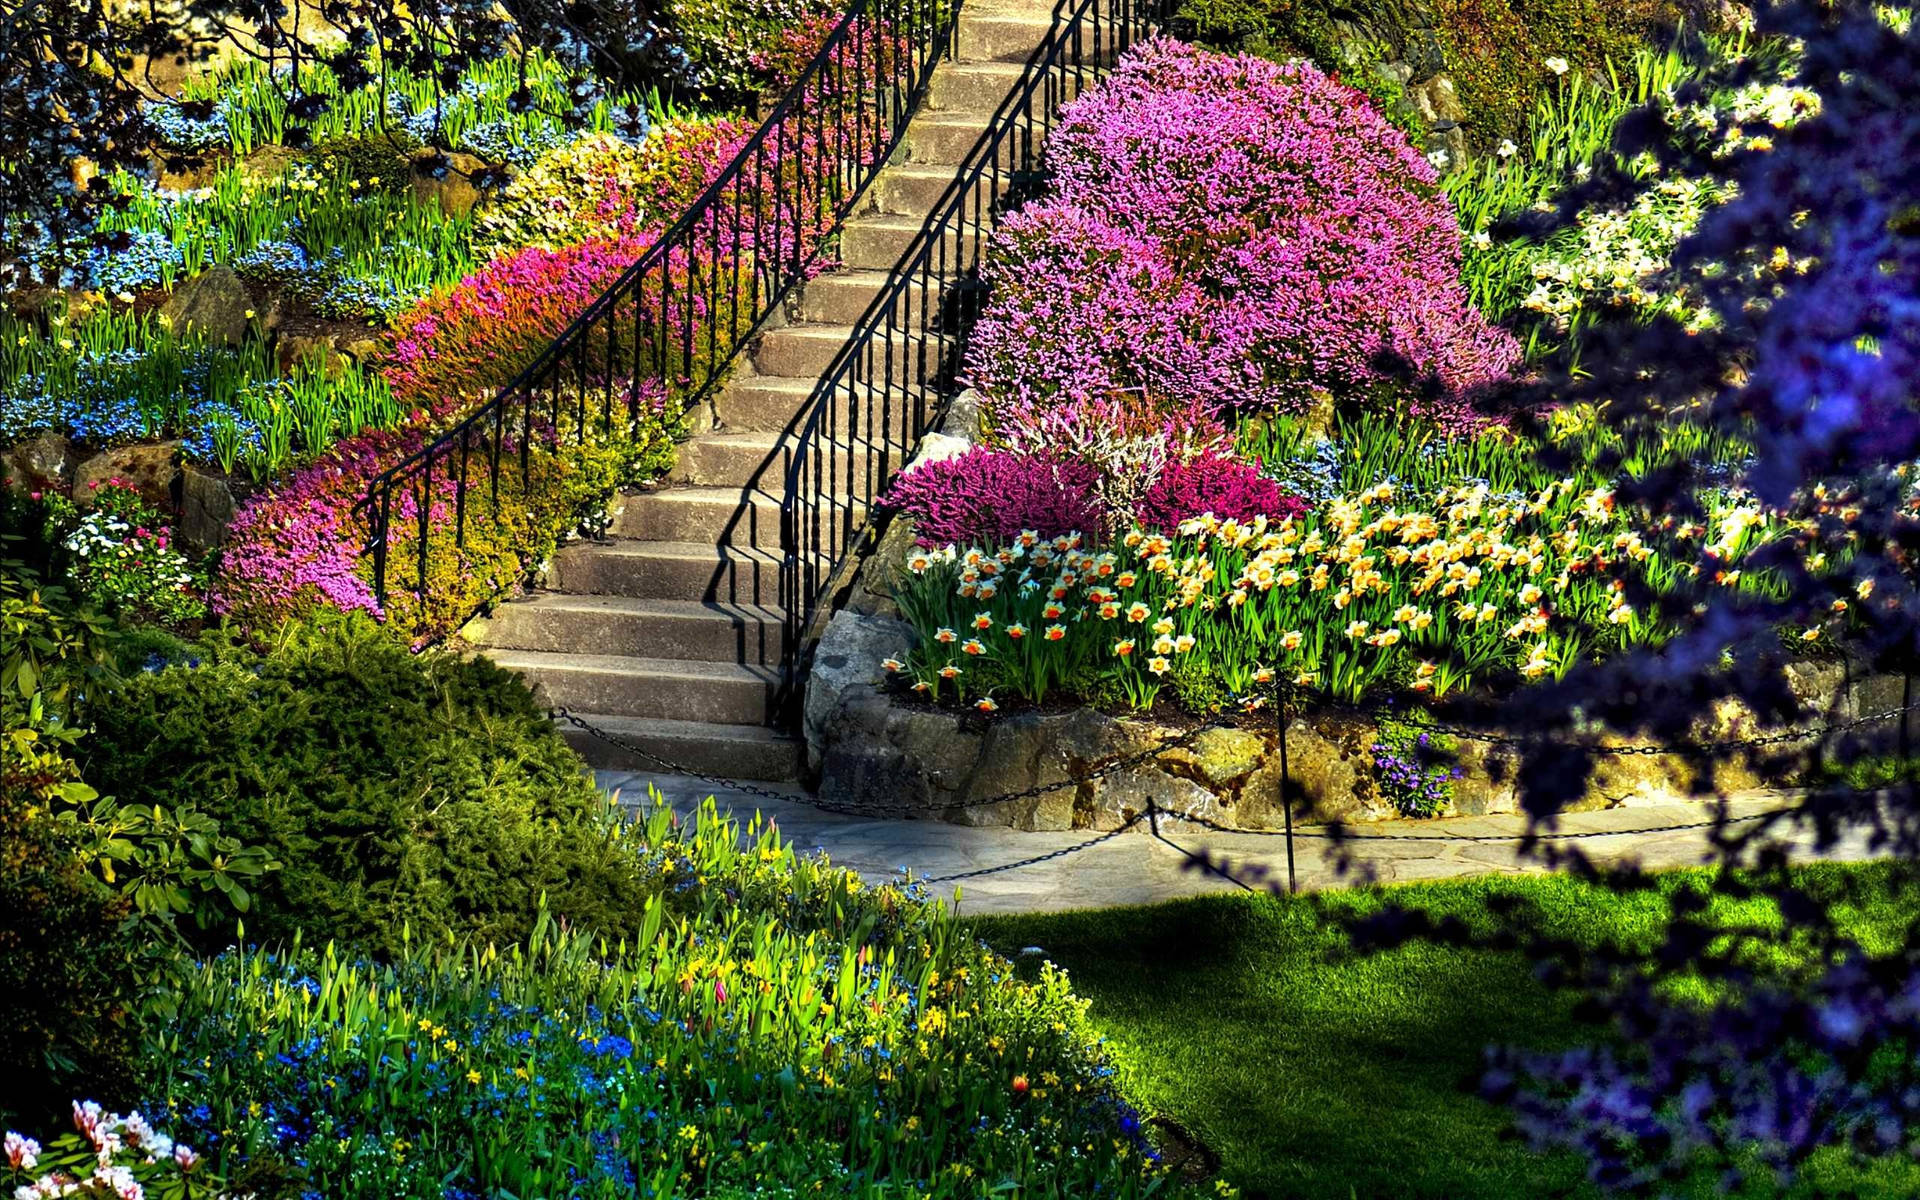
top-left (966, 36), bottom-right (1520, 433)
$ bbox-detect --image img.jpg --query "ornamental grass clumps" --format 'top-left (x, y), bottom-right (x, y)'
top-left (965, 36), bottom-right (1521, 432)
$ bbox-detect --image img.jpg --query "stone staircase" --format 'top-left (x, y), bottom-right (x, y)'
top-left (472, 0), bottom-right (1085, 782)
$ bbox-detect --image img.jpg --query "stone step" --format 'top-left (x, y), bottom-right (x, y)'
top-left (861, 163), bottom-right (1012, 217)
top-left (479, 593), bottom-right (787, 665)
top-left (755, 322), bottom-right (931, 378)
top-left (793, 268), bottom-right (951, 327)
top-left (839, 215), bottom-right (985, 272)
top-left (550, 540), bottom-right (792, 604)
top-left (612, 486), bottom-right (786, 544)
top-left (713, 372), bottom-right (930, 439)
top-left (558, 712), bottom-right (805, 781)
top-left (486, 649), bottom-right (781, 725)
top-left (902, 113), bottom-right (1011, 168)
top-left (953, 12), bottom-right (1062, 64)
top-left (671, 429), bottom-right (909, 491)
top-left (928, 61), bottom-right (1032, 114)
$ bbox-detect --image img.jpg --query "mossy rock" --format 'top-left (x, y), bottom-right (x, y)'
top-left (1177, 0), bottom-right (1716, 147)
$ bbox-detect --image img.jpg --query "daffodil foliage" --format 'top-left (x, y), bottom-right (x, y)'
top-left (888, 476), bottom-right (1783, 712)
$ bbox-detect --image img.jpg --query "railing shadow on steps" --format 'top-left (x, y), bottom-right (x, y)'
top-left (358, 0), bottom-right (963, 633)
top-left (771, 0), bottom-right (1163, 717)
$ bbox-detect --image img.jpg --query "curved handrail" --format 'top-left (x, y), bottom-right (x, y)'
top-left (362, 0), bottom-right (959, 629)
top-left (775, 0), bottom-right (1158, 709)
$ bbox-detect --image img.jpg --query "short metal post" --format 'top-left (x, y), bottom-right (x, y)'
top-left (1277, 669), bottom-right (1296, 894)
top-left (1147, 797), bottom-right (1159, 839)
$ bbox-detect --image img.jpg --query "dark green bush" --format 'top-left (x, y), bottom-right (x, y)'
top-left (0, 549), bottom-right (141, 1126)
top-left (0, 800), bottom-right (142, 1127)
top-left (80, 613), bottom-right (647, 957)
top-left (1177, 0), bottom-right (1707, 145)
top-left (303, 131), bottom-right (418, 193)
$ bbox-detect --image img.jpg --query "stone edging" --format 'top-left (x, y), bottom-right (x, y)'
top-left (799, 393), bottom-right (1902, 831)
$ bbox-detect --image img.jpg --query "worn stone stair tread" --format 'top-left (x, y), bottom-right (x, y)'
top-left (556, 712), bottom-right (805, 781)
top-left (504, 591), bottom-right (789, 634)
top-left (684, 428), bottom-right (899, 457)
top-left (580, 538), bottom-right (793, 564)
top-left (479, 593), bottom-right (788, 665)
top-left (511, 592), bottom-right (786, 622)
top-left (489, 648), bottom-right (780, 681)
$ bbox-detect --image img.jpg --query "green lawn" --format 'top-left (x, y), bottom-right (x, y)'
top-left (969, 864), bottom-right (1920, 1200)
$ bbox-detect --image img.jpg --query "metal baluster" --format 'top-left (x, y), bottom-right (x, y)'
top-left (455, 424), bottom-right (471, 548)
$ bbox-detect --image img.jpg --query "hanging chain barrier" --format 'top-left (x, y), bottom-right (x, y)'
top-left (550, 695), bottom-right (1901, 890)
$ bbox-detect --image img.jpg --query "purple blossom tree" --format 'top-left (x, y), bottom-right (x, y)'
top-left (1335, 2), bottom-right (1920, 1191)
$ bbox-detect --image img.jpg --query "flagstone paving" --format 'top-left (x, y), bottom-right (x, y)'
top-left (599, 772), bottom-right (1890, 916)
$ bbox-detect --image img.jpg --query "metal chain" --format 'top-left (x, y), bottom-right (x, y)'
top-left (918, 814), bottom-right (1147, 883)
top-left (552, 705), bottom-right (1242, 820)
top-left (1332, 697), bottom-right (1920, 757)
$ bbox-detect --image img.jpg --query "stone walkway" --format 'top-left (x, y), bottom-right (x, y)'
top-left (599, 772), bottom-right (1893, 916)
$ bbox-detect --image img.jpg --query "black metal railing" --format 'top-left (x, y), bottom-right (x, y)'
top-left (777, 0), bottom-right (1158, 705)
top-left (361, 0), bottom-right (961, 631)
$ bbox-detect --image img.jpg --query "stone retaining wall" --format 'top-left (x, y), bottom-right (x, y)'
top-left (801, 391), bottom-right (1906, 830)
top-left (804, 605), bottom-right (1903, 831)
top-left (2, 432), bottom-right (243, 555)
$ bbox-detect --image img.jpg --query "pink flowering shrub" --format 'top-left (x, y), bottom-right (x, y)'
top-left (386, 237), bottom-right (655, 407)
top-left (991, 390), bottom-right (1233, 524)
top-left (214, 387), bottom-right (671, 642)
top-left (966, 36), bottom-right (1521, 431)
top-left (879, 447), bottom-right (1103, 548)
top-left (1133, 453), bottom-right (1310, 534)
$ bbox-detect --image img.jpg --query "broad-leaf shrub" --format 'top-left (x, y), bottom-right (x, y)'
top-left (0, 558), bottom-right (140, 1125)
top-left (880, 446), bottom-right (1104, 548)
top-left (79, 613), bottom-right (650, 957)
top-left (2, 1103), bottom-right (217, 1198)
top-left (966, 37), bottom-right (1521, 431)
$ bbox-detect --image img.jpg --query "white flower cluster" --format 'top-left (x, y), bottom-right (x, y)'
top-left (7, 1103), bottom-right (204, 1200)
top-left (1518, 177), bottom-right (1730, 333)
top-left (63, 511), bottom-right (195, 590)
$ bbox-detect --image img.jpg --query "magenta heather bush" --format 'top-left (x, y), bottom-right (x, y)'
top-left (879, 446), bottom-right (1103, 548)
top-left (965, 36), bottom-right (1521, 431)
top-left (211, 417), bottom-right (435, 625)
top-left (386, 237), bottom-right (655, 406)
top-left (1133, 453), bottom-right (1309, 533)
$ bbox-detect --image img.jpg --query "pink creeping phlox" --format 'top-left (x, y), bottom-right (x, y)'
top-left (967, 36), bottom-right (1521, 433)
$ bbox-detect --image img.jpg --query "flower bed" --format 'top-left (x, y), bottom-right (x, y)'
top-left (4, 797), bottom-right (1236, 1199)
top-left (965, 36), bottom-right (1520, 433)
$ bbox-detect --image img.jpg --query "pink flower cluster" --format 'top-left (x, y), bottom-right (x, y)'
top-left (386, 236), bottom-right (656, 406)
top-left (879, 446), bottom-right (1103, 548)
top-left (4, 1102), bottom-right (202, 1200)
top-left (965, 36), bottom-right (1521, 432)
top-left (1134, 452), bottom-right (1310, 533)
top-left (211, 413), bottom-right (448, 625)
